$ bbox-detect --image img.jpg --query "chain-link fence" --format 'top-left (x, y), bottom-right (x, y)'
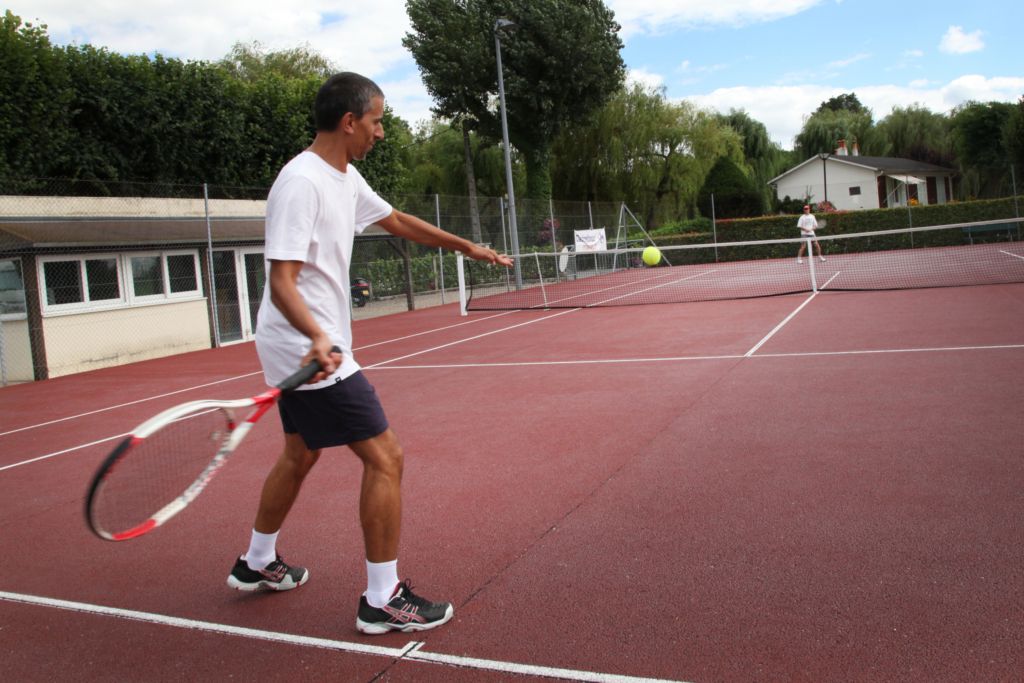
top-left (0, 178), bottom-right (637, 384)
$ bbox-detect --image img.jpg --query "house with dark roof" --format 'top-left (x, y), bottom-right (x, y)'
top-left (768, 140), bottom-right (958, 211)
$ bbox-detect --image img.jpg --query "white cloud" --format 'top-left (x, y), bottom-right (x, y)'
top-left (939, 26), bottom-right (985, 55)
top-left (7, 1), bottom-right (413, 77)
top-left (682, 74), bottom-right (1024, 150)
top-left (627, 68), bottom-right (667, 91)
top-left (378, 74), bottom-right (436, 132)
top-left (827, 53), bottom-right (871, 69)
top-left (607, 0), bottom-right (823, 38)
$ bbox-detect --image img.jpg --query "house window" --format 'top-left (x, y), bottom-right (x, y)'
top-left (0, 258), bottom-right (26, 317)
top-left (41, 251), bottom-right (202, 314)
top-left (42, 256), bottom-right (121, 308)
top-left (849, 186), bottom-right (862, 196)
top-left (127, 251), bottom-right (202, 301)
top-left (167, 253), bottom-right (199, 293)
top-left (130, 255), bottom-right (163, 297)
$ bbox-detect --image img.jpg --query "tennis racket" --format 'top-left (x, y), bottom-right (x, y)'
top-left (85, 347), bottom-right (340, 541)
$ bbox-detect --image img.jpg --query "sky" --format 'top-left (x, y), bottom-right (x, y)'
top-left (8, 0), bottom-right (1024, 150)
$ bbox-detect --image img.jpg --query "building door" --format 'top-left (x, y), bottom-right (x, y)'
top-left (211, 248), bottom-right (265, 344)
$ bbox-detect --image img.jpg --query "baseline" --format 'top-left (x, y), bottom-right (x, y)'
top-left (0, 591), bottom-right (684, 683)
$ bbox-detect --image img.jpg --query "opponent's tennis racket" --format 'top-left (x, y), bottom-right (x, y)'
top-left (85, 347), bottom-right (340, 541)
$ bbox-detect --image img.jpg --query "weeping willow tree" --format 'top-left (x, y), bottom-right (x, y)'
top-left (794, 93), bottom-right (887, 158)
top-left (551, 83), bottom-right (743, 227)
top-left (951, 100), bottom-right (1017, 198)
top-left (716, 109), bottom-right (790, 213)
top-left (401, 120), bottom-right (513, 198)
top-left (875, 105), bottom-right (955, 166)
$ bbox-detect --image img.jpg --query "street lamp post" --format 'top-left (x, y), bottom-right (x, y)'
top-left (821, 152), bottom-right (831, 207)
top-left (495, 18), bottom-right (522, 288)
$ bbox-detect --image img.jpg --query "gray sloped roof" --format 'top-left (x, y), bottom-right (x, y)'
top-left (0, 195), bottom-right (392, 252)
top-left (0, 217), bottom-right (266, 251)
top-left (768, 154), bottom-right (956, 185)
top-left (829, 155), bottom-right (955, 174)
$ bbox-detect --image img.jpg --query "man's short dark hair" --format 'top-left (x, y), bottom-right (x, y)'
top-left (314, 73), bottom-right (384, 132)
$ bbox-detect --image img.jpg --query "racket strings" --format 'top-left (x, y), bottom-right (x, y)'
top-left (90, 407), bottom-right (233, 536)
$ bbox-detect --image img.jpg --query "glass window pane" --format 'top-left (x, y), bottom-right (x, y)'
top-left (86, 258), bottom-right (120, 301)
top-left (131, 255), bottom-right (164, 296)
top-left (0, 259), bottom-right (27, 315)
top-left (44, 260), bottom-right (83, 305)
top-left (167, 254), bottom-right (198, 293)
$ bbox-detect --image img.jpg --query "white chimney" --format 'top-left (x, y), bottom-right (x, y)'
top-left (836, 139), bottom-right (848, 156)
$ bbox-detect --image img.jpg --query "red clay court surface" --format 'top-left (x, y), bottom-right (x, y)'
top-left (1, 284), bottom-right (1022, 682)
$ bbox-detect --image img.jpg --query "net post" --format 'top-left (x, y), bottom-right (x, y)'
top-left (807, 237), bottom-right (818, 292)
top-left (456, 252), bottom-right (468, 316)
top-left (535, 251), bottom-right (549, 307)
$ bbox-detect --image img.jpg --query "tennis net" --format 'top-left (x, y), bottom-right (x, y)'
top-left (459, 219), bottom-right (1024, 311)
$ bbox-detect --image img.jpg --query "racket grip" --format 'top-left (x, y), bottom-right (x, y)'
top-left (277, 345), bottom-right (342, 391)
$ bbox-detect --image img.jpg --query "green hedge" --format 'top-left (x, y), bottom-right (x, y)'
top-left (362, 252), bottom-right (460, 298)
top-left (643, 196), bottom-right (1024, 247)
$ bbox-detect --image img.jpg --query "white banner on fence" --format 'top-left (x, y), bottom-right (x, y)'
top-left (573, 228), bottom-right (607, 252)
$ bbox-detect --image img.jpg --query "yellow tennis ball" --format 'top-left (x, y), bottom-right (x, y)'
top-left (642, 246), bottom-right (661, 266)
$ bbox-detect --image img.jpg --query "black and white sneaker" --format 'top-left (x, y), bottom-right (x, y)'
top-left (356, 580), bottom-right (454, 635)
top-left (227, 554), bottom-right (309, 591)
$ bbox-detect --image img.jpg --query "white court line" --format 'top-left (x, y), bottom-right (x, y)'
top-left (0, 433), bottom-right (127, 473)
top-left (367, 343), bottom-right (1024, 371)
top-left (0, 311), bottom-right (520, 439)
top-left (0, 372), bottom-right (261, 438)
top-left (354, 310), bottom-right (519, 350)
top-left (754, 343), bottom-right (1024, 358)
top-left (5, 339), bottom-right (1021, 474)
top-left (0, 310), bottom-right (580, 472)
top-left (532, 268), bottom-right (713, 308)
top-left (585, 270), bottom-right (718, 306)
top-left (1000, 249), bottom-right (1024, 261)
top-left (366, 308), bottom-right (580, 368)
top-left (744, 273), bottom-right (840, 357)
top-left (0, 591), bottom-right (685, 683)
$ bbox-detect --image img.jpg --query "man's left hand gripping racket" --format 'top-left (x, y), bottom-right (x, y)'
top-left (85, 347), bottom-right (340, 541)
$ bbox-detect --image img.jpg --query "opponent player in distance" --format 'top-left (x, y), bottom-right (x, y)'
top-left (796, 204), bottom-right (826, 264)
top-left (226, 72), bottom-right (513, 634)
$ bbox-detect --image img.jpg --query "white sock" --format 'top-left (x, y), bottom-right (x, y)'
top-left (243, 529), bottom-right (279, 571)
top-left (364, 559), bottom-right (399, 608)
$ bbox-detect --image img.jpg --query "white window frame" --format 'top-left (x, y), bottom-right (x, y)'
top-left (126, 250), bottom-right (202, 302)
top-left (38, 253), bottom-right (125, 314)
top-left (0, 257), bottom-right (27, 321)
top-left (38, 250), bottom-right (204, 315)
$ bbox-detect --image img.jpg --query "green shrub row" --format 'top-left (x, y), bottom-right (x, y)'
top-left (642, 196), bottom-right (1024, 247)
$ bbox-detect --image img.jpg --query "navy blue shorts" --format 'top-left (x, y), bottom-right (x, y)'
top-left (277, 371), bottom-right (389, 450)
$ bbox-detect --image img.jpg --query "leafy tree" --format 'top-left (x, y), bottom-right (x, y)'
top-left (951, 100), bottom-right (1015, 198)
top-left (552, 83), bottom-right (743, 226)
top-left (875, 105), bottom-right (955, 167)
top-left (218, 41), bottom-right (335, 82)
top-left (0, 11), bottom-right (72, 185)
top-left (404, 0), bottom-right (625, 200)
top-left (401, 120), bottom-right (511, 197)
top-left (1005, 96), bottom-right (1024, 183)
top-left (716, 109), bottom-right (788, 213)
top-left (354, 105), bottom-right (411, 199)
top-left (697, 156), bottom-right (762, 219)
top-left (794, 105), bottom-right (885, 158)
top-left (235, 73), bottom-right (320, 188)
top-left (814, 93), bottom-right (869, 115)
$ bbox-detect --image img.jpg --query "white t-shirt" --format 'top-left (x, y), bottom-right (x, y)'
top-left (255, 151), bottom-right (392, 389)
top-left (797, 213), bottom-right (818, 236)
